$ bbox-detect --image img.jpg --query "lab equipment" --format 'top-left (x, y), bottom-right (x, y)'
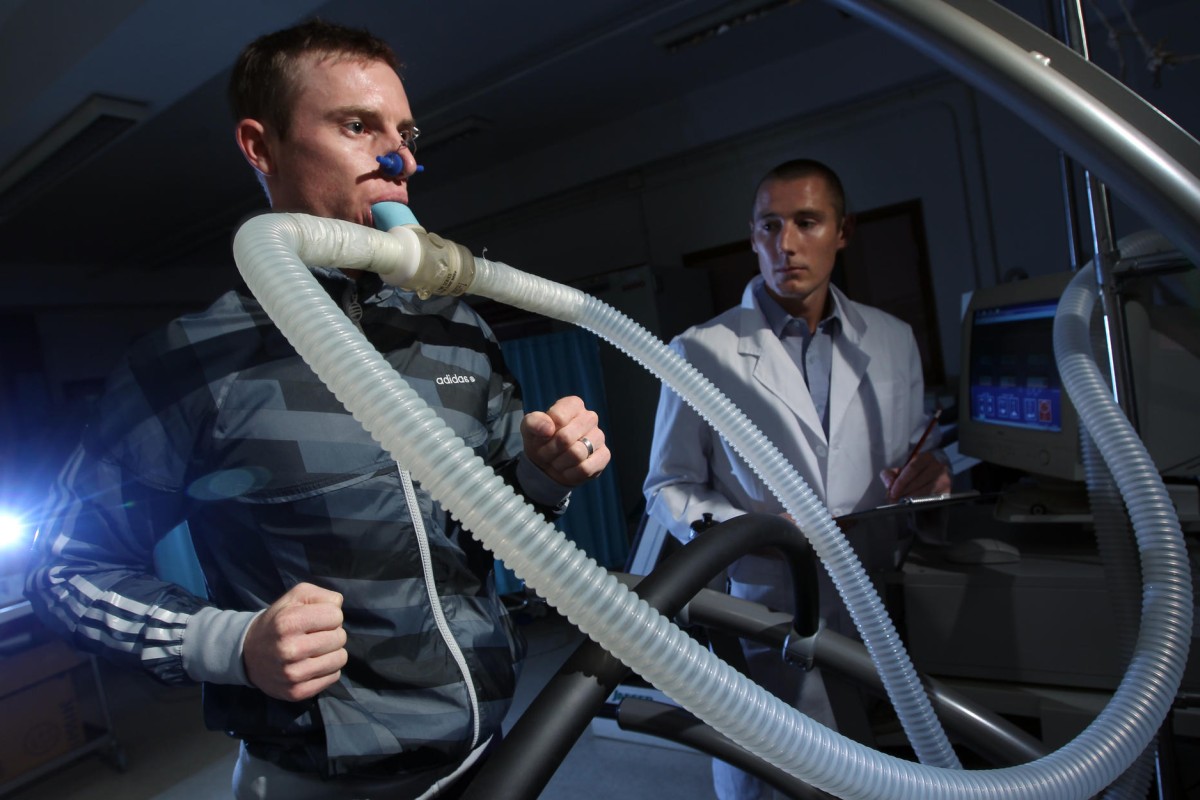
top-left (958, 252), bottom-right (1200, 484)
top-left (958, 271), bottom-right (1083, 482)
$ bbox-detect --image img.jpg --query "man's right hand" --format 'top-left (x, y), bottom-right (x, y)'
top-left (242, 582), bottom-right (348, 702)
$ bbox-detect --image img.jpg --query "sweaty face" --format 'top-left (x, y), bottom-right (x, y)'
top-left (264, 55), bottom-right (418, 227)
top-left (749, 175), bottom-right (847, 321)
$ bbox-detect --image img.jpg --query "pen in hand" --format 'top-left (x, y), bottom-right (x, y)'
top-left (899, 407), bottom-right (942, 476)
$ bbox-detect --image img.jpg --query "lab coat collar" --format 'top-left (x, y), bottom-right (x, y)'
top-left (738, 277), bottom-right (872, 443)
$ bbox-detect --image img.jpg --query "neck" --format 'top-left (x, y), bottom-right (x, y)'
top-left (772, 286), bottom-right (831, 334)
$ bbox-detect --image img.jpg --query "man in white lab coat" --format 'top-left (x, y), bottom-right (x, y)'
top-left (643, 159), bottom-right (950, 800)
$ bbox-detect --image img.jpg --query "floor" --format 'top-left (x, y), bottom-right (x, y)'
top-left (3, 608), bottom-right (718, 800)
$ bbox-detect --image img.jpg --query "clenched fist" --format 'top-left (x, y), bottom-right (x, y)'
top-left (242, 582), bottom-right (348, 702)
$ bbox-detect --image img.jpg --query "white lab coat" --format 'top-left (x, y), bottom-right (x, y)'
top-left (645, 277), bottom-right (930, 542)
top-left (643, 278), bottom-right (934, 794)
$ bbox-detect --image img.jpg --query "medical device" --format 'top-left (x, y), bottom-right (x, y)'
top-left (376, 152), bottom-right (423, 176)
top-left (959, 258), bottom-right (1200, 485)
top-left (959, 271), bottom-right (1084, 482)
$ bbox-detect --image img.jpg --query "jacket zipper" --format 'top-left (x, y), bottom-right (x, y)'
top-left (398, 466), bottom-right (482, 751)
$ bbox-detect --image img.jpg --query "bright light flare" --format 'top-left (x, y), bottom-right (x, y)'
top-left (0, 512), bottom-right (28, 549)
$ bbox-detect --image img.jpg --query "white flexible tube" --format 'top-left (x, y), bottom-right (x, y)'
top-left (1083, 422), bottom-right (1158, 800)
top-left (1050, 262), bottom-right (1192, 798)
top-left (1078, 231), bottom-right (1175, 800)
top-left (232, 212), bottom-right (1190, 800)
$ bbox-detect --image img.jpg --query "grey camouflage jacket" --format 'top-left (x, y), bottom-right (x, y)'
top-left (26, 269), bottom-right (553, 779)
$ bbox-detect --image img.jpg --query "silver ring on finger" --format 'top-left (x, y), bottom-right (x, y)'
top-left (580, 436), bottom-right (595, 458)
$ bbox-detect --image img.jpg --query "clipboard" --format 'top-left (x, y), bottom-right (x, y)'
top-left (833, 490), bottom-right (990, 524)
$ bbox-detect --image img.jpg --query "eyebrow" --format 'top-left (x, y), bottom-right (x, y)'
top-left (329, 104), bottom-right (371, 119)
top-left (755, 207), bottom-right (822, 221)
top-left (327, 105), bottom-right (416, 129)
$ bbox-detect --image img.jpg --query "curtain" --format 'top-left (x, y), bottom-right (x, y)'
top-left (495, 327), bottom-right (629, 594)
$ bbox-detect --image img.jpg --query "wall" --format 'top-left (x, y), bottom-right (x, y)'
top-left (436, 76), bottom-right (1028, 385)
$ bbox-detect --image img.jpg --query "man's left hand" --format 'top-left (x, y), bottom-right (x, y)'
top-left (880, 451), bottom-right (951, 502)
top-left (521, 395), bottom-right (610, 487)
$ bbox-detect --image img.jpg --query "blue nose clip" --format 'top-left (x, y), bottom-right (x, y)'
top-left (376, 152), bottom-right (424, 177)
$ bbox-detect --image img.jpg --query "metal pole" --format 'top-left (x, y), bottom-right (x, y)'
top-left (1052, 0), bottom-right (1140, 426)
top-left (1047, 0), bottom-right (1085, 271)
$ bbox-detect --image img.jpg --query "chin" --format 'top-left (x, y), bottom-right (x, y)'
top-left (776, 282), bottom-right (813, 297)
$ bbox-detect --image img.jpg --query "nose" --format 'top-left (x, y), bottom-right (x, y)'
top-left (376, 149), bottom-right (424, 178)
top-left (778, 221), bottom-right (800, 253)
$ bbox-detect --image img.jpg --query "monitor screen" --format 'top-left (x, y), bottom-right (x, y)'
top-left (968, 299), bottom-right (1064, 434)
top-left (957, 271), bottom-right (1084, 482)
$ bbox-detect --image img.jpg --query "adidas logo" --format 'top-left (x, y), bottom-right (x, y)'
top-left (436, 374), bottom-right (477, 385)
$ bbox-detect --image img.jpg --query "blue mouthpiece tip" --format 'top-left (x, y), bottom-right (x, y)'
top-left (372, 201), bottom-right (419, 231)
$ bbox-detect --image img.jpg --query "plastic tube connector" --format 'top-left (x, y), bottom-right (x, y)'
top-left (376, 152), bottom-right (424, 176)
top-left (370, 201), bottom-right (474, 298)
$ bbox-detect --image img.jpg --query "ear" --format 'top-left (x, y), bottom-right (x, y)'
top-left (235, 119), bottom-right (273, 176)
top-left (748, 220), bottom-right (760, 254)
top-left (838, 213), bottom-right (855, 248)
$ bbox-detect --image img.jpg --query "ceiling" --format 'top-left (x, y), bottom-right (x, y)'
top-left (0, 0), bottom-right (1189, 278)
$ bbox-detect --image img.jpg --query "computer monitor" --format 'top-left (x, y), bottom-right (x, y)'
top-left (959, 258), bottom-right (1200, 484)
top-left (957, 271), bottom-right (1084, 482)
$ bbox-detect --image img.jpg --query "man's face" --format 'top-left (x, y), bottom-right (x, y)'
top-left (749, 174), bottom-right (847, 317)
top-left (264, 54), bottom-right (417, 227)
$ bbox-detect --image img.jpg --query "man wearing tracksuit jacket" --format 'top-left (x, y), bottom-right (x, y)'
top-left (25, 19), bottom-right (610, 800)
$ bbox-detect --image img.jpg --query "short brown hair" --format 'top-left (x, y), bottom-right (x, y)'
top-left (753, 159), bottom-right (848, 222)
top-left (228, 18), bottom-right (401, 139)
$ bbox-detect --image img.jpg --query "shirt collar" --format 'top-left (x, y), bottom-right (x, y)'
top-left (753, 280), bottom-right (843, 339)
